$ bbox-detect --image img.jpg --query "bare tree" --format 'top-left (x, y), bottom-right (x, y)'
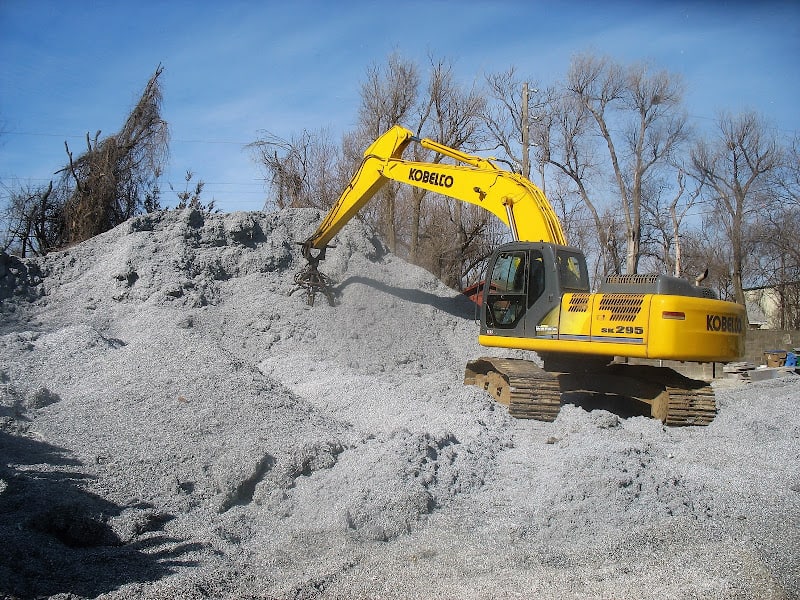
top-left (1, 180), bottom-right (63, 256)
top-left (778, 134), bottom-right (800, 208)
top-left (480, 68), bottom-right (602, 282)
top-left (667, 169), bottom-right (697, 276)
top-left (410, 56), bottom-right (486, 274)
top-left (417, 200), bottom-right (505, 289)
top-left (565, 54), bottom-right (688, 274)
top-left (541, 171), bottom-right (595, 257)
top-left (751, 137), bottom-right (800, 327)
top-left (689, 110), bottom-right (782, 305)
top-left (170, 170), bottom-right (217, 214)
top-left (533, 87), bottom-right (621, 277)
top-left (642, 167), bottom-right (701, 276)
top-left (681, 225), bottom-right (738, 301)
top-left (59, 66), bottom-right (168, 244)
top-left (483, 68), bottom-right (540, 176)
top-left (249, 132), bottom-right (304, 209)
top-left (753, 213), bottom-right (800, 328)
top-left (355, 53), bottom-right (420, 253)
top-left (249, 128), bottom-right (342, 210)
top-left (352, 52), bottom-right (489, 288)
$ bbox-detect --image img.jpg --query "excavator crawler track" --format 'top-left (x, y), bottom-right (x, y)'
top-left (465, 357), bottom-right (561, 422)
top-left (605, 363), bottom-right (717, 426)
top-left (663, 383), bottom-right (716, 426)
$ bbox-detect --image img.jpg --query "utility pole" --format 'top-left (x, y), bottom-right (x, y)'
top-left (522, 82), bottom-right (546, 194)
top-left (521, 82), bottom-right (530, 180)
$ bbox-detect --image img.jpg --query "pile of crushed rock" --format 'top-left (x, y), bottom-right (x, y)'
top-left (1, 208), bottom-right (797, 599)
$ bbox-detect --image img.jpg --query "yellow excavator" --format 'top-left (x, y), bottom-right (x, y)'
top-left (294, 125), bottom-right (746, 426)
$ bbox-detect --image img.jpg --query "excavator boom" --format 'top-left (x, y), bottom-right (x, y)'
top-left (302, 125), bottom-right (566, 253)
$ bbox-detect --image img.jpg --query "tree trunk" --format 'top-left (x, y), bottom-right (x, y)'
top-left (409, 188), bottom-right (425, 263)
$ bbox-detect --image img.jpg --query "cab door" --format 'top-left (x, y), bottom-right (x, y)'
top-left (522, 247), bottom-right (562, 338)
top-left (484, 249), bottom-right (529, 337)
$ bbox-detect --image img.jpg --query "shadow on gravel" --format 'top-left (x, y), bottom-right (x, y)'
top-left (337, 276), bottom-right (476, 319)
top-left (0, 429), bottom-right (198, 599)
top-left (562, 391), bottom-right (652, 420)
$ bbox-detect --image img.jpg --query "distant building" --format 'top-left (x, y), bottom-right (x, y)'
top-left (745, 282), bottom-right (800, 330)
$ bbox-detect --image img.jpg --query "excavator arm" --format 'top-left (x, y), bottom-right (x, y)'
top-left (302, 124), bottom-right (566, 254)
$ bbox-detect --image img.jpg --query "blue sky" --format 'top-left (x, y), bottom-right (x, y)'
top-left (1, 0), bottom-right (798, 213)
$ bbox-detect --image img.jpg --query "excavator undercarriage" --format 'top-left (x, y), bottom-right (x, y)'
top-left (464, 357), bottom-right (717, 426)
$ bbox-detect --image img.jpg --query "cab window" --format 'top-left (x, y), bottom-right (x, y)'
top-left (528, 251), bottom-right (545, 307)
top-left (556, 250), bottom-right (590, 292)
top-left (487, 251), bottom-right (527, 328)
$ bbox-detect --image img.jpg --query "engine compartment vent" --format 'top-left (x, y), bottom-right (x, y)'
top-left (600, 274), bottom-right (717, 300)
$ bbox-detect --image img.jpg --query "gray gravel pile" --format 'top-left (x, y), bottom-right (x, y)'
top-left (0, 208), bottom-right (797, 599)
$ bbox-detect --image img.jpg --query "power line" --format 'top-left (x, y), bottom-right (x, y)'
top-left (2, 130), bottom-right (255, 145)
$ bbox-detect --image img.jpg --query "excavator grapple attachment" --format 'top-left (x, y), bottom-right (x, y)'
top-left (291, 243), bottom-right (336, 307)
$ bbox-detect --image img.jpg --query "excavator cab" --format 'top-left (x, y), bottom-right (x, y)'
top-left (482, 242), bottom-right (589, 339)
